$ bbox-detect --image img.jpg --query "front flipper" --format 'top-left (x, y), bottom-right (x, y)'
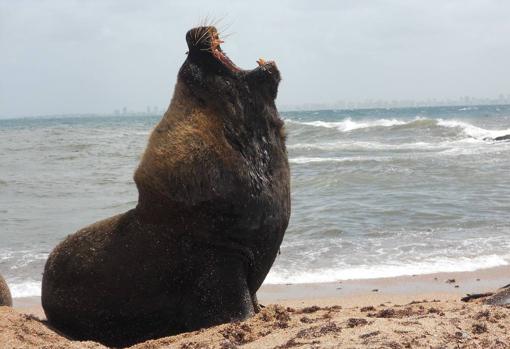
top-left (180, 251), bottom-right (254, 331)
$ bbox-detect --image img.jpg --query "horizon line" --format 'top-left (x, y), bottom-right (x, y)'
top-left (1, 103), bottom-right (510, 121)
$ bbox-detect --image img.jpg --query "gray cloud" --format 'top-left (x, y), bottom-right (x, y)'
top-left (1, 0), bottom-right (509, 117)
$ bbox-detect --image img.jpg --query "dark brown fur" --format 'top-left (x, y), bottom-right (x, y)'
top-left (42, 26), bottom-right (290, 347)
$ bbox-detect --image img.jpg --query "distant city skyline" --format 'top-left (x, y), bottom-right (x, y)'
top-left (281, 93), bottom-right (510, 111)
top-left (1, 93), bottom-right (510, 119)
top-left (96, 93), bottom-right (510, 115)
top-left (15, 94), bottom-right (508, 119)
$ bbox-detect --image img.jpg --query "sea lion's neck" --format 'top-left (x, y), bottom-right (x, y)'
top-left (163, 79), bottom-right (280, 151)
top-left (159, 81), bottom-right (197, 127)
top-left (134, 74), bottom-right (286, 221)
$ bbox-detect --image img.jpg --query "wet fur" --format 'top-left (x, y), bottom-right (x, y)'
top-left (42, 27), bottom-right (290, 347)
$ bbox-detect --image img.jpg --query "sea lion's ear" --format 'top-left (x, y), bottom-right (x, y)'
top-left (246, 62), bottom-right (281, 100)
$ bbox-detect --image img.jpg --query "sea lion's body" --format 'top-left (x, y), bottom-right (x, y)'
top-left (0, 274), bottom-right (12, 307)
top-left (42, 26), bottom-right (289, 347)
top-left (485, 286), bottom-right (510, 306)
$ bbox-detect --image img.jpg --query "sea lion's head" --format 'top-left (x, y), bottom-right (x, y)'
top-left (180, 26), bottom-right (281, 116)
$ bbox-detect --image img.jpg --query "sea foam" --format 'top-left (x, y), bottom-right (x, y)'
top-left (6, 279), bottom-right (42, 298)
top-left (285, 117), bottom-right (408, 132)
top-left (436, 119), bottom-right (510, 139)
top-left (289, 156), bottom-right (388, 164)
top-left (266, 254), bottom-right (510, 284)
top-left (286, 116), bottom-right (510, 140)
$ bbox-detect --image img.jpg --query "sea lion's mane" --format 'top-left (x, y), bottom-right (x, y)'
top-left (134, 26), bottom-right (286, 216)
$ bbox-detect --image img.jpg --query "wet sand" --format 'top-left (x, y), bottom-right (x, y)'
top-left (3, 265), bottom-right (510, 348)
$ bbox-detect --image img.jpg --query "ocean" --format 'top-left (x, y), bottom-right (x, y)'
top-left (1, 105), bottom-right (510, 298)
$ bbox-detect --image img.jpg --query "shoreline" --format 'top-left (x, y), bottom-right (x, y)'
top-left (13, 264), bottom-right (510, 318)
top-left (260, 264), bottom-right (510, 302)
top-left (4, 264), bottom-right (510, 348)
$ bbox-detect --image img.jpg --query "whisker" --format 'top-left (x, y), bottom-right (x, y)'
top-left (210, 16), bottom-right (224, 28)
top-left (194, 17), bottom-right (206, 39)
top-left (220, 32), bottom-right (235, 40)
top-left (204, 14), bottom-right (214, 28)
top-left (218, 18), bottom-right (234, 34)
top-left (196, 27), bottom-right (210, 45)
top-left (193, 19), bottom-right (203, 40)
top-left (201, 15), bottom-right (210, 27)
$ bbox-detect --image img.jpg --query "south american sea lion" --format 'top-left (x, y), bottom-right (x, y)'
top-left (42, 26), bottom-right (290, 347)
top-left (0, 274), bottom-right (12, 307)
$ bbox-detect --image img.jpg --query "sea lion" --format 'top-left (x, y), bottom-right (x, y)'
top-left (461, 285), bottom-right (510, 306)
top-left (0, 274), bottom-right (12, 307)
top-left (42, 26), bottom-right (290, 347)
top-left (484, 285), bottom-right (510, 306)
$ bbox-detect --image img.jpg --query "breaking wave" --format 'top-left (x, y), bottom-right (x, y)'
top-left (266, 254), bottom-right (510, 284)
top-left (436, 119), bottom-right (510, 139)
top-left (289, 156), bottom-right (389, 164)
top-left (285, 117), bottom-right (409, 132)
top-left (286, 117), bottom-right (510, 140)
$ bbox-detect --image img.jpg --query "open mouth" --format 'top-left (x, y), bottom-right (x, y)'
top-left (207, 29), bottom-right (241, 72)
top-left (189, 26), bottom-right (272, 73)
top-left (205, 30), bottom-right (239, 72)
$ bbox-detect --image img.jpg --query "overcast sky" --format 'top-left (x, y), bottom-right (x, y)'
top-left (1, 0), bottom-right (509, 117)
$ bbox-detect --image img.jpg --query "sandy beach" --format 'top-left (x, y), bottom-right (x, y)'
top-left (2, 266), bottom-right (509, 348)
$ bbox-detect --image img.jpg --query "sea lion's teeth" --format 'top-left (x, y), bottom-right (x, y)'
top-left (211, 39), bottom-right (224, 49)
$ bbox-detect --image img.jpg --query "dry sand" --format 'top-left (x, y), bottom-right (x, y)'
top-left (2, 266), bottom-right (510, 348)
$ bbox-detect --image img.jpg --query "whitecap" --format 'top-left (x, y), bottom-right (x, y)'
top-left (436, 119), bottom-right (510, 139)
top-left (8, 280), bottom-right (42, 298)
top-left (288, 141), bottom-right (440, 151)
top-left (265, 254), bottom-right (509, 284)
top-left (285, 117), bottom-right (408, 132)
top-left (289, 156), bottom-right (388, 164)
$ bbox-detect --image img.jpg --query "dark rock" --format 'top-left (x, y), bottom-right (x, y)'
top-left (0, 274), bottom-right (12, 307)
